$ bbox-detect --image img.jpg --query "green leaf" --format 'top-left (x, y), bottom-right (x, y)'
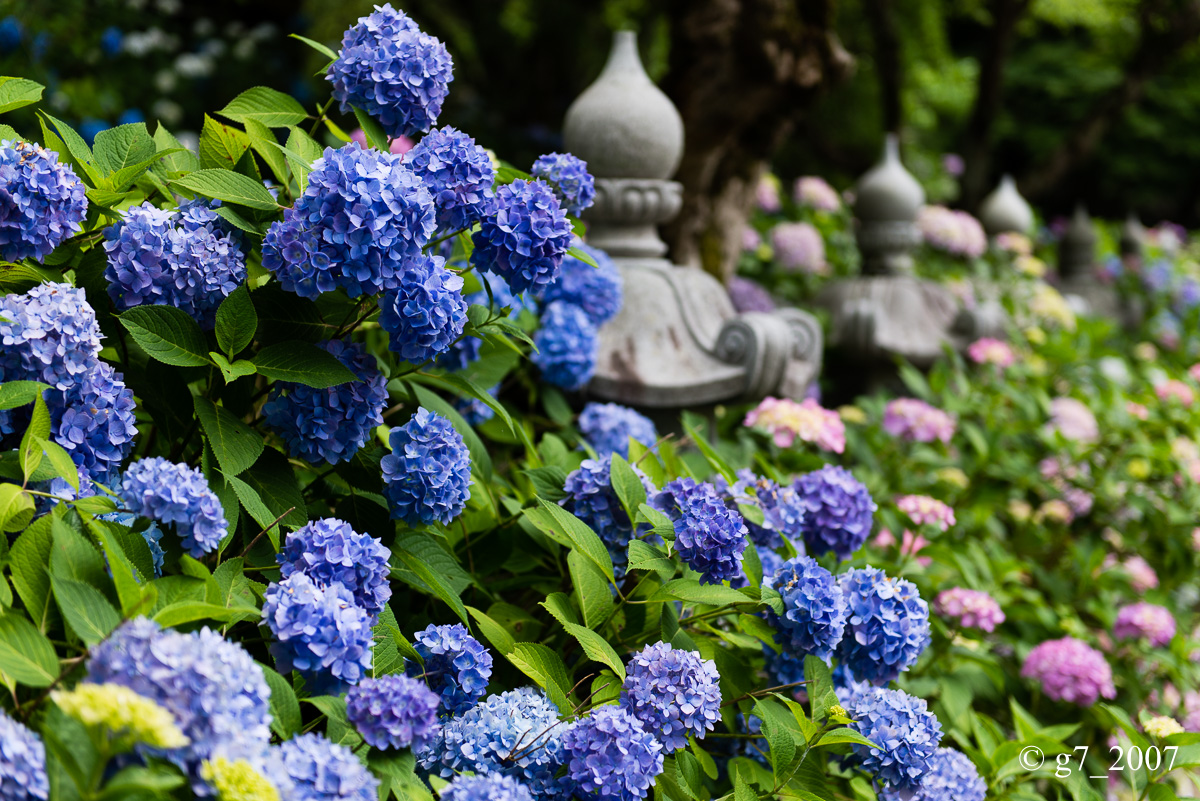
top-left (92, 123), bottom-right (156, 175)
top-left (626, 540), bottom-right (675, 581)
top-left (682, 419), bottom-right (737, 485)
top-left (211, 352), bottom-right (257, 383)
top-left (251, 341), bottom-right (358, 388)
top-left (194, 397), bottom-right (264, 477)
top-left (467, 606), bottom-right (516, 656)
top-left (568, 550), bottom-right (613, 629)
top-left (0, 77), bottom-right (44, 114)
top-left (172, 169), bottom-right (280, 211)
top-left (371, 751), bottom-right (433, 801)
top-left (152, 601), bottom-right (260, 628)
top-left (0, 483), bottom-right (34, 534)
top-left (34, 437), bottom-right (78, 491)
top-left (524, 499), bottom-right (615, 583)
top-left (224, 473), bottom-right (281, 546)
top-left (304, 695), bottom-right (363, 749)
top-left (103, 146), bottom-right (180, 193)
top-left (240, 449), bottom-right (307, 528)
top-left (541, 592), bottom-right (625, 679)
top-left (152, 123), bottom-right (200, 173)
top-left (218, 86), bottom-right (309, 128)
top-left (650, 578), bottom-right (752, 607)
top-left (290, 33), bottom-right (338, 60)
top-left (284, 127), bottom-right (323, 192)
top-left (118, 305), bottom-right (212, 367)
top-left (506, 642), bottom-right (574, 713)
top-left (609, 453), bottom-right (648, 525)
top-left (10, 515), bottom-right (56, 630)
top-left (391, 550), bottom-right (469, 626)
top-left (0, 381), bottom-right (49, 411)
top-left (814, 727), bottom-right (878, 749)
top-left (242, 119), bottom-right (290, 186)
top-left (566, 245), bottom-right (599, 268)
top-left (352, 106), bottom-right (390, 152)
top-left (409, 372), bottom-right (521, 440)
top-left (198, 114), bottom-right (251, 171)
top-left (261, 664), bottom-right (301, 739)
top-left (51, 575), bottom-right (121, 646)
top-left (18, 395), bottom-right (51, 482)
top-left (88, 519), bottom-right (149, 616)
top-left (38, 111), bottom-right (101, 185)
top-left (733, 766), bottom-right (757, 801)
top-left (804, 655), bottom-right (837, 722)
top-left (0, 613), bottom-right (58, 686)
top-left (215, 285), bottom-right (257, 357)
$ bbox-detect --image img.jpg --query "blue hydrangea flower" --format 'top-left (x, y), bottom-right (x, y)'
top-left (717, 470), bottom-right (806, 552)
top-left (532, 301), bottom-right (598, 391)
top-left (471, 179), bottom-right (572, 295)
top-left (48, 361), bottom-right (137, 486)
top-left (453, 384), bottom-right (499, 426)
top-left (327, 4), bottom-right (453, 139)
top-left (847, 688), bottom-right (942, 790)
top-left (766, 556), bottom-right (848, 664)
top-left (620, 642), bottom-right (721, 751)
top-left (756, 546), bottom-right (785, 585)
top-left (0, 18), bottom-right (23, 52)
top-left (531, 153), bottom-right (595, 217)
top-left (0, 708), bottom-right (48, 801)
top-left (561, 705), bottom-right (664, 801)
top-left (262, 572), bottom-right (373, 695)
top-left (120, 457), bottom-right (226, 558)
top-left (0, 140), bottom-right (87, 262)
top-left (406, 623), bottom-right (492, 715)
top-left (832, 663), bottom-right (871, 711)
top-left (652, 478), bottom-right (748, 585)
top-left (837, 566), bottom-right (931, 685)
top-left (406, 127), bottom-right (495, 232)
top-left (346, 675), bottom-right (440, 750)
top-left (763, 645), bottom-right (805, 690)
top-left (537, 242), bottom-right (622, 326)
top-left (560, 456), bottom-right (656, 579)
top-left (262, 143), bottom-right (435, 299)
top-left (378, 255), bottom-right (467, 363)
top-left (103, 199), bottom-right (246, 329)
top-left (418, 687), bottom-right (567, 795)
top-left (879, 748), bottom-right (986, 801)
top-left (438, 270), bottom-right (527, 372)
top-left (277, 517), bottom-right (392, 623)
top-left (86, 618), bottom-right (273, 775)
top-left (578, 402), bottom-right (657, 460)
top-left (263, 339), bottom-right (388, 465)
top-left (0, 282), bottom-right (101, 397)
top-left (381, 408), bottom-right (472, 526)
top-left (277, 733), bottom-right (379, 801)
top-left (793, 465), bottom-right (875, 561)
top-left (442, 774), bottom-right (534, 801)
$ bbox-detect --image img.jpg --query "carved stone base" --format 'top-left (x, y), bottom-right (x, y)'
top-left (819, 276), bottom-right (961, 368)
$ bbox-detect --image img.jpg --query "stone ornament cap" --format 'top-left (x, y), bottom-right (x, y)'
top-left (979, 174), bottom-right (1034, 236)
top-left (1059, 203), bottom-right (1097, 279)
top-left (1120, 212), bottom-right (1146, 257)
top-left (563, 30), bottom-right (684, 181)
top-left (854, 133), bottom-right (925, 223)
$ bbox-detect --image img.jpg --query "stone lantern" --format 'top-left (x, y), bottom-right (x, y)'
top-left (1056, 204), bottom-right (1118, 318)
top-left (978, 175), bottom-right (1034, 237)
top-left (564, 31), bottom-right (822, 408)
top-left (1119, 213), bottom-right (1146, 260)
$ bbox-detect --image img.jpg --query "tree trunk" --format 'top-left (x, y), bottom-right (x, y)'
top-left (865, 0), bottom-right (903, 134)
top-left (659, 0), bottom-right (853, 283)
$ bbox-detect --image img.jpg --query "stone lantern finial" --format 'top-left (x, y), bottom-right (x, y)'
top-left (978, 174), bottom-right (1034, 236)
top-left (1059, 204), bottom-right (1097, 280)
top-left (853, 134), bottom-right (924, 275)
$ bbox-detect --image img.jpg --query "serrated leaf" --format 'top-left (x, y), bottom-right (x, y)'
top-left (173, 168), bottom-right (279, 211)
top-left (609, 453), bottom-right (647, 525)
top-left (198, 114), bottom-right (251, 171)
top-left (92, 123), bottom-right (156, 174)
top-left (51, 574), bottom-right (121, 645)
top-left (391, 550), bottom-right (469, 626)
top-left (506, 642), bottom-right (574, 713)
top-left (568, 550), bottom-right (612, 629)
top-left (218, 86), bottom-right (309, 128)
top-left (19, 395), bottom-right (50, 482)
top-left (814, 727), bottom-right (878, 749)
top-left (541, 591), bottom-right (624, 679)
top-left (0, 381), bottom-right (49, 411)
top-left (216, 285), bottom-right (257, 357)
top-left (0, 77), bottom-right (44, 114)
top-left (409, 372), bottom-right (520, 440)
top-left (39, 111), bottom-right (101, 185)
top-left (626, 539), bottom-right (675, 581)
top-left (118, 306), bottom-right (211, 367)
top-left (152, 601), bottom-right (260, 628)
top-left (10, 515), bottom-right (57, 630)
top-left (650, 578), bottom-right (752, 607)
top-left (304, 695), bottom-right (363, 749)
top-left (467, 606), bottom-right (516, 656)
top-left (804, 655), bottom-right (837, 722)
top-left (194, 397), bottom-right (263, 477)
top-left (224, 473), bottom-right (280, 548)
top-left (152, 123), bottom-right (200, 173)
top-left (251, 341), bottom-right (357, 388)
top-left (0, 483), bottom-right (35, 534)
top-left (0, 613), bottom-right (58, 686)
top-left (210, 352), bottom-right (257, 383)
top-left (87, 517), bottom-right (149, 616)
top-left (682, 418), bottom-right (736, 485)
top-left (241, 449), bottom-right (307, 528)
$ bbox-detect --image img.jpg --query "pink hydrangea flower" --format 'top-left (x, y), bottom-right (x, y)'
top-left (756, 174), bottom-right (782, 212)
top-left (896, 495), bottom-right (956, 531)
top-left (1126, 401), bottom-right (1149, 420)
top-left (1046, 398), bottom-right (1099, 444)
top-left (1103, 554), bottom-right (1159, 592)
top-left (1193, 528), bottom-right (1200, 552)
top-left (918, 205), bottom-right (987, 259)
top-left (994, 232), bottom-right (1032, 255)
top-left (873, 528), bottom-right (931, 567)
top-left (1155, 379), bottom-right (1195, 406)
top-left (1184, 691), bottom-right (1200, 732)
top-left (1189, 364), bottom-right (1200, 383)
top-left (935, 588), bottom-right (1005, 632)
top-left (742, 226), bottom-right (762, 252)
top-left (1113, 602), bottom-right (1176, 648)
top-left (770, 222), bottom-right (826, 274)
top-left (882, 398), bottom-right (956, 444)
top-left (744, 396), bottom-right (845, 453)
top-left (1021, 637), bottom-right (1116, 706)
top-left (968, 337), bottom-right (1016, 368)
top-left (350, 128), bottom-right (414, 155)
top-left (792, 176), bottom-right (841, 212)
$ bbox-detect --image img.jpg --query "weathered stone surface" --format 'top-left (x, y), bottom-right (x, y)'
top-left (979, 174), bottom-right (1034, 236)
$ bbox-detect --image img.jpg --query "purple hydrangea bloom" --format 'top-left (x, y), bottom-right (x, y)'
top-left (406, 126), bottom-right (495, 232)
top-left (263, 339), bottom-right (388, 465)
top-left (277, 517), bottom-right (392, 623)
top-left (262, 142), bottom-right (436, 299)
top-left (471, 179), bottom-right (572, 294)
top-left (562, 705), bottom-right (664, 801)
top-left (0, 708), bottom-right (47, 801)
top-left (346, 675), bottom-right (440, 750)
top-left (438, 270), bottom-right (527, 372)
top-left (277, 733), bottom-right (379, 801)
top-left (620, 642), bottom-right (721, 751)
top-left (531, 153), bottom-right (595, 217)
top-left (48, 360), bottom-right (137, 486)
top-left (103, 199), bottom-right (246, 329)
top-left (378, 254), bottom-right (467, 363)
top-left (1021, 637), bottom-right (1116, 706)
top-left (770, 222), bottom-right (825, 274)
top-left (766, 556), bottom-right (848, 664)
top-left (0, 282), bottom-right (101, 396)
top-left (1113, 602), bottom-right (1176, 647)
top-left (86, 618), bottom-right (273, 774)
top-left (717, 470), bottom-right (806, 552)
top-left (0, 139), bottom-right (87, 262)
top-left (652, 478), bottom-right (748, 585)
top-left (406, 622), bottom-right (493, 715)
top-left (934, 588), bottom-right (1005, 633)
top-left (848, 688), bottom-right (942, 790)
top-left (537, 242), bottom-right (622, 326)
top-left (327, 4), bottom-right (453, 139)
top-left (532, 301), bottom-right (598, 390)
top-left (882, 399), bottom-right (956, 444)
top-left (879, 748), bottom-right (986, 801)
top-left (578, 402), bottom-right (657, 460)
top-left (381, 407), bottom-right (472, 526)
top-left (793, 465), bottom-right (875, 561)
top-left (727, 276), bottom-right (776, 313)
top-left (560, 456), bottom-right (656, 579)
top-left (120, 457), bottom-right (226, 558)
top-left (262, 572), bottom-right (374, 695)
top-left (442, 774), bottom-right (534, 801)
top-left (837, 567), bottom-right (931, 684)
top-left (418, 687), bottom-right (567, 795)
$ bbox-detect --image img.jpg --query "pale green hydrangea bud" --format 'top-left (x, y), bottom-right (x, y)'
top-left (52, 683), bottom-right (188, 752)
top-left (200, 757), bottom-right (281, 801)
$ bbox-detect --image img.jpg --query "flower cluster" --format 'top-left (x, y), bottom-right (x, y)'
top-left (327, 3), bottom-right (453, 139)
top-left (1144, 716), bottom-right (1185, 739)
top-left (766, 556), bottom-right (848, 664)
top-left (896, 495), bottom-right (955, 531)
top-left (770, 222), bottom-right (826, 274)
top-left (755, 175), bottom-right (782, 212)
top-left (406, 126), bottom-right (496, 231)
top-left (532, 301), bottom-right (598, 390)
top-left (793, 465), bottom-right (875, 561)
top-left (103, 199), bottom-right (246, 328)
top-left (967, 337), bottom-right (1016, 368)
top-left (652, 478), bottom-right (748, 585)
top-left (838, 567), bottom-right (931, 684)
top-left (52, 683), bottom-right (188, 751)
top-left (378, 254), bottom-right (468, 363)
top-left (934, 588), bottom-right (1005, 632)
top-left (727, 276), bottom-right (776, 313)
top-left (442, 775), bottom-right (533, 801)
top-left (724, 472), bottom-right (807, 551)
top-left (561, 456), bottom-right (655, 577)
top-left (346, 675), bottom-right (441, 750)
top-left (531, 152), bottom-right (595, 217)
top-left (381, 407), bottom-right (472, 526)
top-left (879, 748), bottom-right (986, 801)
top-left (0, 139), bottom-right (87, 262)
top-left (1046, 397), bottom-right (1099, 444)
top-left (538, 241), bottom-right (622, 326)
top-left (407, 623), bottom-right (493, 715)
top-left (263, 339), bottom-right (387, 465)
top-left (0, 282), bottom-right (101, 393)
top-left (277, 733), bottom-right (379, 801)
top-left (882, 399), bottom-right (956, 444)
top-left (1113, 602), bottom-right (1176, 648)
top-left (562, 705), bottom-right (664, 801)
top-left (277, 518), bottom-right (392, 622)
top-left (917, 205), bottom-right (986, 259)
top-left (0, 708), bottom-right (48, 801)
top-left (1103, 554), bottom-right (1159, 592)
top-left (620, 642), bottom-right (722, 751)
top-left (262, 572), bottom-right (373, 694)
top-left (832, 664), bottom-right (872, 711)
top-left (120, 457), bottom-right (226, 558)
top-left (578, 402), bottom-right (657, 460)
top-left (1021, 637), bottom-right (1116, 706)
top-left (262, 142), bottom-right (435, 299)
top-left (200, 757), bottom-right (281, 801)
top-left (744, 396), bottom-right (845, 452)
top-left (472, 178), bottom-right (572, 294)
top-left (847, 688), bottom-right (942, 790)
top-left (1156, 379), bottom-right (1194, 405)
top-left (49, 360), bottom-right (137, 486)
top-left (793, 176), bottom-right (841, 212)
